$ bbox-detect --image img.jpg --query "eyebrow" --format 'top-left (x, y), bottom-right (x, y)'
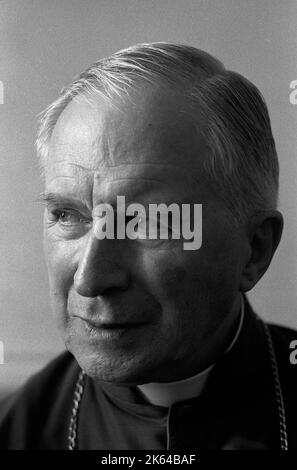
top-left (37, 192), bottom-right (85, 207)
top-left (38, 192), bottom-right (62, 203)
top-left (37, 189), bottom-right (193, 210)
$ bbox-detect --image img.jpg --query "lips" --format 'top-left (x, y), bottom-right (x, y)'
top-left (74, 316), bottom-right (149, 329)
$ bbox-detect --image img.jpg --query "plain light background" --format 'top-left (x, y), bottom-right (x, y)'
top-left (0, 0), bottom-right (297, 394)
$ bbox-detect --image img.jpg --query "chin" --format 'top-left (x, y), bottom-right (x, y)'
top-left (66, 342), bottom-right (158, 385)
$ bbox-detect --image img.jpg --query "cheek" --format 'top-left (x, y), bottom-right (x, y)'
top-left (139, 241), bottom-right (240, 316)
top-left (139, 249), bottom-right (194, 309)
top-left (44, 233), bottom-right (76, 295)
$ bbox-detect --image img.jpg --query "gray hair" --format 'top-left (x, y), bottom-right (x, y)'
top-left (36, 42), bottom-right (279, 222)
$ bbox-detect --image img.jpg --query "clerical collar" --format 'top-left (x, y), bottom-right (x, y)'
top-left (138, 295), bottom-right (245, 407)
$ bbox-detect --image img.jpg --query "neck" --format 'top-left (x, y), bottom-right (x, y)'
top-left (138, 294), bottom-right (245, 406)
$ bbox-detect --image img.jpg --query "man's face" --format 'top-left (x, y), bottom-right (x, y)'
top-left (43, 86), bottom-right (246, 384)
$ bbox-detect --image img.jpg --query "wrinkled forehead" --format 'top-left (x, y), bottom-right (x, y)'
top-left (46, 87), bottom-right (208, 174)
top-left (44, 89), bottom-right (212, 208)
top-left (45, 160), bottom-right (206, 200)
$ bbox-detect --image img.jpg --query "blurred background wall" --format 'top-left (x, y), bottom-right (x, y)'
top-left (0, 0), bottom-right (296, 397)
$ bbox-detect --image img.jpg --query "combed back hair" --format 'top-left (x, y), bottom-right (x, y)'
top-left (36, 41), bottom-right (279, 222)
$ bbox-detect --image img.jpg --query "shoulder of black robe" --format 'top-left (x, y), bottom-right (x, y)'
top-left (171, 297), bottom-right (297, 450)
top-left (0, 350), bottom-right (79, 449)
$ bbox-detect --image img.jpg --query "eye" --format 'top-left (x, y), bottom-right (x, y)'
top-left (134, 215), bottom-right (174, 241)
top-left (58, 210), bottom-right (80, 225)
top-left (148, 214), bottom-right (173, 239)
top-left (48, 208), bottom-right (89, 227)
top-left (135, 216), bottom-right (147, 237)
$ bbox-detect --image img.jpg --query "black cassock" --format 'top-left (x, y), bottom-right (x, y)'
top-left (0, 297), bottom-right (297, 450)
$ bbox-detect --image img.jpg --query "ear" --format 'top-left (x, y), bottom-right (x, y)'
top-left (240, 210), bottom-right (284, 292)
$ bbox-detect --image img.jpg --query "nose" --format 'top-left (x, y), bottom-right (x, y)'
top-left (74, 233), bottom-right (130, 297)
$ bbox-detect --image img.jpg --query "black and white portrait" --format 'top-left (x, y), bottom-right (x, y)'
top-left (0, 0), bottom-right (296, 452)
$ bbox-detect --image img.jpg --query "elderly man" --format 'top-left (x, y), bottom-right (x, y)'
top-left (0, 42), bottom-right (296, 450)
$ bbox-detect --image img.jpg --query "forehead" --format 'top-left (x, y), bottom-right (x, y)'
top-left (45, 87), bottom-right (210, 201)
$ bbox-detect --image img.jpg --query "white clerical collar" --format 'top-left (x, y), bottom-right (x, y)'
top-left (138, 295), bottom-right (245, 407)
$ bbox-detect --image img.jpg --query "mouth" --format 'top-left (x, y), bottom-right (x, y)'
top-left (73, 315), bottom-right (151, 339)
top-left (75, 316), bottom-right (149, 328)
